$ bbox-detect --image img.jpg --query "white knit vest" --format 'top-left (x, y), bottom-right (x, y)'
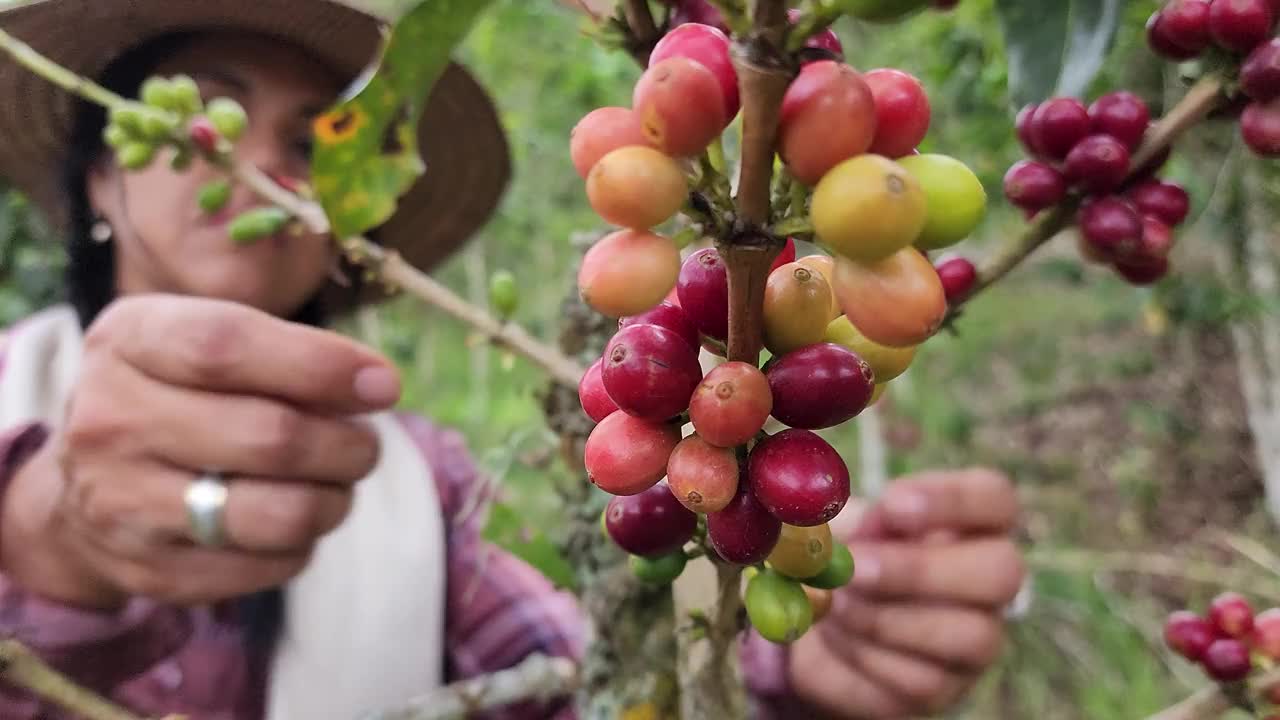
top-left (0, 303), bottom-right (447, 720)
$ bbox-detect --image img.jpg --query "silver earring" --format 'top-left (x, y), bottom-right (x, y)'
top-left (90, 218), bottom-right (113, 244)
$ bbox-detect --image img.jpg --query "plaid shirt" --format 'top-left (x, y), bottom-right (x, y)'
top-left (0, 334), bottom-right (796, 719)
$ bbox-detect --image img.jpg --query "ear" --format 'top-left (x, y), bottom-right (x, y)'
top-left (84, 152), bottom-right (122, 219)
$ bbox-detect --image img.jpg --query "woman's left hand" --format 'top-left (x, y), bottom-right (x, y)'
top-left (788, 469), bottom-right (1026, 719)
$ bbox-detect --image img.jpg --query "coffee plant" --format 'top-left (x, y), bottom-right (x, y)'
top-left (0, 0), bottom-right (1278, 718)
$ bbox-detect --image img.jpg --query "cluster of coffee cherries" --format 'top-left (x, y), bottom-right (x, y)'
top-left (107, 73), bottom-right (295, 245)
top-left (103, 74), bottom-right (244, 171)
top-left (1004, 91), bottom-right (1189, 286)
top-left (570, 6), bottom-right (988, 642)
top-left (1165, 592), bottom-right (1280, 705)
top-left (580, 247), bottom-right (868, 643)
top-left (1147, 0), bottom-right (1280, 157)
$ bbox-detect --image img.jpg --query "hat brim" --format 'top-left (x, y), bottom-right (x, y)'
top-left (0, 0), bottom-right (511, 309)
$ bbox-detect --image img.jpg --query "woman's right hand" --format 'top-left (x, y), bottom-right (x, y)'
top-left (1, 294), bottom-right (402, 609)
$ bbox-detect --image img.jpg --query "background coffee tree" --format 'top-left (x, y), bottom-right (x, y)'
top-left (2, 0), bottom-right (1279, 718)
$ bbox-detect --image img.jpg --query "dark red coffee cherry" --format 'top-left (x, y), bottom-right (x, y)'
top-left (1208, 0), bottom-right (1273, 54)
top-left (1127, 180), bottom-right (1191, 226)
top-left (706, 484), bottom-right (782, 565)
top-left (1003, 160), bottom-right (1067, 213)
top-left (748, 429), bottom-right (851, 527)
top-left (1088, 91), bottom-right (1150, 151)
top-left (935, 257), bottom-right (978, 303)
top-left (1031, 98), bottom-right (1091, 161)
top-left (1079, 197), bottom-right (1144, 260)
top-left (1064, 134), bottom-right (1131, 195)
top-left (1201, 638), bottom-right (1252, 682)
top-left (1242, 99), bottom-right (1280, 157)
top-left (1164, 610), bottom-right (1216, 662)
top-left (605, 482), bottom-right (697, 557)
top-left (579, 357), bottom-right (619, 423)
top-left (602, 324), bottom-right (702, 421)
top-left (1242, 39), bottom-right (1280, 102)
top-left (619, 301), bottom-right (700, 351)
top-left (676, 247), bottom-right (730, 343)
top-left (1160, 0), bottom-right (1213, 55)
top-left (766, 343), bottom-right (874, 430)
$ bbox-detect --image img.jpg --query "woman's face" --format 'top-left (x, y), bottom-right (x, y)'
top-left (87, 32), bottom-right (344, 318)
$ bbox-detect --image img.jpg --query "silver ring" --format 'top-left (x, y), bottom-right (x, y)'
top-left (184, 471), bottom-right (229, 548)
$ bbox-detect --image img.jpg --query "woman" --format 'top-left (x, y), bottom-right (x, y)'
top-left (0, 1), bottom-right (1027, 718)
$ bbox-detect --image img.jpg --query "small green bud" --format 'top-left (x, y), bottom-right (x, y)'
top-left (197, 180), bottom-right (231, 214)
top-left (489, 270), bottom-right (518, 318)
top-left (117, 142), bottom-right (155, 170)
top-left (102, 123), bottom-right (129, 148)
top-left (800, 543), bottom-right (854, 590)
top-left (140, 111), bottom-right (179, 142)
top-left (169, 75), bottom-right (202, 115)
top-left (228, 206), bottom-right (291, 245)
top-left (745, 569), bottom-right (813, 644)
top-left (630, 552), bottom-right (688, 586)
top-left (140, 76), bottom-right (176, 110)
top-left (110, 105), bottom-right (146, 135)
top-left (206, 98), bottom-right (248, 142)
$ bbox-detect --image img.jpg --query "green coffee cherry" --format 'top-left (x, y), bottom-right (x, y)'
top-left (170, 75), bottom-right (202, 115)
top-left (228, 207), bottom-right (290, 245)
top-left (744, 569), bottom-right (813, 644)
top-left (489, 270), bottom-right (518, 318)
top-left (197, 180), bottom-right (232, 214)
top-left (630, 552), bottom-right (687, 586)
top-left (140, 77), bottom-right (176, 111)
top-left (110, 105), bottom-right (146, 136)
top-left (206, 98), bottom-right (248, 142)
top-left (800, 543), bottom-right (854, 590)
top-left (102, 123), bottom-right (129, 149)
top-left (117, 142), bottom-right (155, 170)
top-left (140, 111), bottom-right (179, 142)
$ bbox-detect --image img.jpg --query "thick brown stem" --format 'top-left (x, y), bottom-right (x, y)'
top-left (729, 47), bottom-right (791, 226)
top-left (676, 5), bottom-right (793, 719)
top-left (719, 242), bottom-right (776, 364)
top-left (623, 0), bottom-right (657, 41)
top-left (946, 74), bottom-right (1226, 316)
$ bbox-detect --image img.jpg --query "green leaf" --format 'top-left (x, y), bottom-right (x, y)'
top-left (309, 0), bottom-right (497, 239)
top-left (482, 502), bottom-right (577, 591)
top-left (995, 0), bottom-right (1127, 109)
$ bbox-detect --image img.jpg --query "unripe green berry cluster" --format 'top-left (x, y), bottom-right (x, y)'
top-left (106, 72), bottom-right (291, 246)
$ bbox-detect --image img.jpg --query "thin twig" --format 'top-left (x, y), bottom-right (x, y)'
top-left (229, 163), bottom-right (587, 388)
top-left (1144, 667), bottom-right (1280, 720)
top-left (0, 25), bottom-right (586, 390)
top-left (356, 654), bottom-right (578, 720)
top-left (0, 641), bottom-right (151, 720)
top-left (946, 74), bottom-right (1227, 314)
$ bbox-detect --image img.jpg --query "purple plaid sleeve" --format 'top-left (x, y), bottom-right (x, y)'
top-left (0, 422), bottom-right (204, 718)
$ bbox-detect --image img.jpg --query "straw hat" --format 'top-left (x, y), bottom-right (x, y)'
top-left (0, 0), bottom-right (511, 307)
